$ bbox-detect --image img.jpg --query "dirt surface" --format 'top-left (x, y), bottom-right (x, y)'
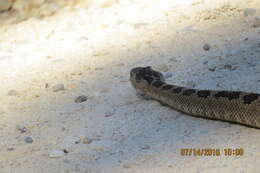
top-left (0, 0), bottom-right (259, 172)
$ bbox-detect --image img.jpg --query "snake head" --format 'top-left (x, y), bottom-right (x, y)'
top-left (130, 66), bottom-right (165, 91)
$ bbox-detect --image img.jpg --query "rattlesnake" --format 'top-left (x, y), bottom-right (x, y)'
top-left (130, 66), bottom-right (260, 128)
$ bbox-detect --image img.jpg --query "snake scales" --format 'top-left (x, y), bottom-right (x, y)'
top-left (130, 66), bottom-right (260, 128)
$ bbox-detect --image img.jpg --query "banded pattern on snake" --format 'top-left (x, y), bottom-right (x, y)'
top-left (130, 66), bottom-right (260, 128)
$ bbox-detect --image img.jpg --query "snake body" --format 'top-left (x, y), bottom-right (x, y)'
top-left (130, 66), bottom-right (260, 128)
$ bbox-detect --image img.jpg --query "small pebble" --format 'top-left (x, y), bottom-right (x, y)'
top-left (52, 84), bottom-right (65, 92)
top-left (45, 83), bottom-right (49, 88)
top-left (74, 95), bottom-right (88, 103)
top-left (208, 66), bottom-right (216, 72)
top-left (104, 114), bottom-right (113, 117)
top-left (16, 126), bottom-right (27, 133)
top-left (24, 137), bottom-right (33, 143)
top-left (215, 64), bottom-right (238, 71)
top-left (49, 150), bottom-right (66, 158)
top-left (224, 64), bottom-right (232, 69)
top-left (123, 164), bottom-right (131, 169)
top-left (63, 149), bottom-right (69, 153)
top-left (46, 56), bottom-right (53, 59)
top-left (8, 90), bottom-right (19, 96)
top-left (141, 145), bottom-right (150, 150)
top-left (203, 44), bottom-right (211, 51)
top-left (7, 147), bottom-right (15, 151)
top-left (75, 139), bottom-right (81, 144)
top-left (82, 137), bottom-right (93, 144)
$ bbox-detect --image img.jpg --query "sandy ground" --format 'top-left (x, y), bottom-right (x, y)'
top-left (0, 0), bottom-right (259, 172)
